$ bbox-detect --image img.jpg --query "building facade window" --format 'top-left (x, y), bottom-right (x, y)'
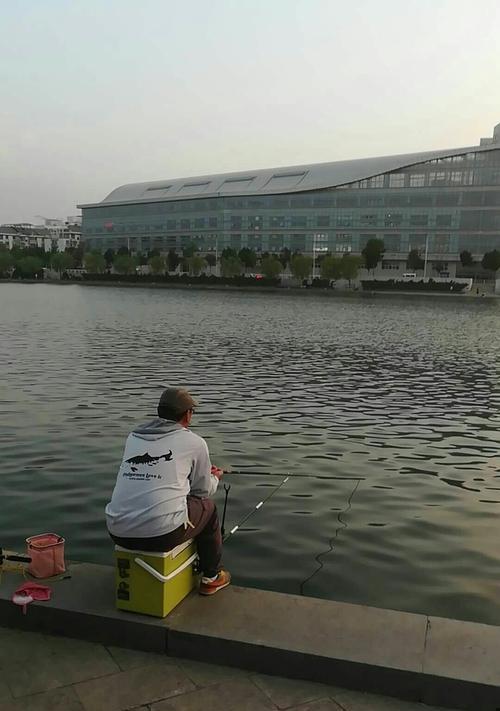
top-left (382, 234), bottom-right (401, 251)
top-left (360, 213), bottom-right (377, 226)
top-left (389, 173), bottom-right (405, 188)
top-left (384, 212), bottom-right (402, 227)
top-left (436, 214), bottom-right (452, 226)
top-left (248, 215), bottom-right (263, 229)
top-left (336, 233), bottom-right (353, 252)
top-left (409, 214), bottom-right (428, 226)
top-left (409, 174), bottom-right (426, 188)
top-left (433, 234), bottom-right (450, 253)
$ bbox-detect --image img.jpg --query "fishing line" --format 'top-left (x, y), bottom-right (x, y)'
top-left (222, 475), bottom-right (289, 542)
top-left (299, 478), bottom-right (361, 595)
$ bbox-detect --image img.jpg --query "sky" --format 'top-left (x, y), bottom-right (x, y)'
top-left (1, 0), bottom-right (500, 224)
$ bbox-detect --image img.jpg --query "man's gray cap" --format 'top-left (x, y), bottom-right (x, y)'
top-left (158, 387), bottom-right (197, 415)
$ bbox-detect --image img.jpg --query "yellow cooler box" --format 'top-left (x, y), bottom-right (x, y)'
top-left (114, 540), bottom-right (198, 617)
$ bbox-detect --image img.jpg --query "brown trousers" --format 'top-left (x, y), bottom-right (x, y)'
top-left (109, 496), bottom-right (222, 578)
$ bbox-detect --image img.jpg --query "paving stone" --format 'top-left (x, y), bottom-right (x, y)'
top-left (74, 663), bottom-right (195, 711)
top-left (107, 645), bottom-right (176, 671)
top-left (150, 678), bottom-right (275, 711)
top-left (176, 657), bottom-right (248, 687)
top-left (0, 676), bottom-right (12, 701)
top-left (1, 685), bottom-right (85, 711)
top-left (287, 700), bottom-right (344, 711)
top-left (42, 634), bottom-right (113, 657)
top-left (0, 627), bottom-right (47, 664)
top-left (4, 642), bottom-right (119, 697)
top-left (252, 673), bottom-right (335, 709)
top-left (331, 687), bottom-right (453, 711)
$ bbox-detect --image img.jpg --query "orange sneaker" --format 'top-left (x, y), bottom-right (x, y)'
top-left (199, 570), bottom-right (231, 595)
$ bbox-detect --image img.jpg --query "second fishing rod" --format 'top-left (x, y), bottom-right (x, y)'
top-left (220, 474), bottom-right (290, 542)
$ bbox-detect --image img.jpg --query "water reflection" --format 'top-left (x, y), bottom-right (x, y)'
top-left (1, 284), bottom-right (500, 624)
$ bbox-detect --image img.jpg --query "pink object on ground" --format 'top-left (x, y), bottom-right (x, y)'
top-left (12, 582), bottom-right (51, 615)
top-left (26, 533), bottom-right (66, 578)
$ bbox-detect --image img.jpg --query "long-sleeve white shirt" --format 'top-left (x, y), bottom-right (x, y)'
top-left (105, 418), bottom-right (218, 538)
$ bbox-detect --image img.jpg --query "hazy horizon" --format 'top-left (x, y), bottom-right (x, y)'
top-left (2, 0), bottom-right (500, 223)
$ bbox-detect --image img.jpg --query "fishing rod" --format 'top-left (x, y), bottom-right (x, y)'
top-left (225, 469), bottom-right (364, 482)
top-left (221, 483), bottom-right (231, 537)
top-left (222, 475), bottom-right (290, 542)
top-left (0, 548), bottom-right (31, 566)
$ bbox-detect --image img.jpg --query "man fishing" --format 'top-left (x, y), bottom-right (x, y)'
top-left (105, 387), bottom-right (231, 595)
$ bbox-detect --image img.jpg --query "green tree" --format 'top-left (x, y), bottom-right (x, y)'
top-left (114, 254), bottom-right (138, 274)
top-left (182, 243), bottom-right (198, 258)
top-left (136, 251), bottom-right (148, 266)
top-left (320, 255), bottom-right (342, 281)
top-left (460, 250), bottom-right (474, 267)
top-left (260, 255), bottom-right (282, 279)
top-left (221, 247), bottom-right (238, 260)
top-left (362, 238), bottom-right (385, 273)
top-left (117, 245), bottom-right (130, 256)
top-left (187, 255), bottom-right (207, 276)
top-left (221, 255), bottom-right (243, 277)
top-left (238, 247), bottom-right (257, 270)
top-left (481, 250), bottom-right (500, 273)
top-left (84, 251), bottom-right (106, 273)
top-left (290, 255), bottom-right (313, 281)
top-left (149, 255), bottom-right (166, 275)
top-left (51, 251), bottom-right (75, 273)
top-left (104, 248), bottom-right (115, 266)
top-left (340, 255), bottom-right (363, 286)
top-left (279, 248), bottom-right (291, 269)
top-left (205, 253), bottom-right (217, 269)
top-left (68, 244), bottom-right (84, 268)
top-left (407, 249), bottom-right (425, 271)
top-left (0, 249), bottom-right (14, 276)
top-left (166, 249), bottom-right (180, 272)
top-left (17, 256), bottom-right (44, 278)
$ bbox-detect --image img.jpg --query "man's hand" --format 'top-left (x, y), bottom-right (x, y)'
top-left (211, 465), bottom-right (224, 480)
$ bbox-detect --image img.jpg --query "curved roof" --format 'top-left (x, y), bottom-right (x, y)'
top-left (78, 143), bottom-right (500, 208)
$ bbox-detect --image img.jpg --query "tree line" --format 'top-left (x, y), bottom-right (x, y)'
top-left (80, 245), bottom-right (365, 283)
top-left (2, 239), bottom-right (500, 280)
top-left (0, 244), bottom-right (84, 278)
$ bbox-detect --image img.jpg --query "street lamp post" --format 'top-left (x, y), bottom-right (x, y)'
top-left (423, 234), bottom-right (429, 279)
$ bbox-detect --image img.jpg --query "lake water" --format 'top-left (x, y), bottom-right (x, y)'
top-left (1, 283), bottom-right (500, 624)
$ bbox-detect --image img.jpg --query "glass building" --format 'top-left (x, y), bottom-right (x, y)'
top-left (79, 124), bottom-right (500, 277)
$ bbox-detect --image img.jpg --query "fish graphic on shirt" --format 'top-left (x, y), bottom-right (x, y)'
top-left (125, 451), bottom-right (173, 472)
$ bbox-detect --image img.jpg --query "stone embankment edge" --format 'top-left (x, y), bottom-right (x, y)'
top-left (1, 278), bottom-right (498, 298)
top-left (0, 562), bottom-right (499, 710)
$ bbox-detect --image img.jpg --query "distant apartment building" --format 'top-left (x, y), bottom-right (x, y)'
top-left (0, 219), bottom-right (81, 252)
top-left (79, 124), bottom-right (500, 277)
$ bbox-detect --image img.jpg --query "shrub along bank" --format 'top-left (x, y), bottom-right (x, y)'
top-left (361, 279), bottom-right (468, 293)
top-left (82, 272), bottom-right (281, 287)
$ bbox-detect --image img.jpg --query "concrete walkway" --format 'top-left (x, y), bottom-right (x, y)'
top-left (0, 627), bottom-right (455, 711)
